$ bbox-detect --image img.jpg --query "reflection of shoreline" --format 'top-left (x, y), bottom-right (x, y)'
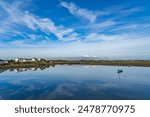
top-left (0, 65), bottom-right (55, 73)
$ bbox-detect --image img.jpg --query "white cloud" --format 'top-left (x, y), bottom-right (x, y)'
top-left (85, 21), bottom-right (117, 34)
top-left (0, 1), bottom-right (150, 59)
top-left (10, 40), bottom-right (24, 45)
top-left (110, 24), bottom-right (138, 32)
top-left (60, 1), bottom-right (98, 23)
top-left (28, 34), bottom-right (40, 40)
top-left (1, 35), bottom-right (150, 59)
top-left (88, 21), bottom-right (116, 29)
top-left (0, 1), bottom-right (78, 41)
top-left (120, 7), bottom-right (143, 14)
top-left (84, 33), bottom-right (124, 41)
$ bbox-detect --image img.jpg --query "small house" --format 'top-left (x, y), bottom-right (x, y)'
top-left (15, 58), bottom-right (38, 62)
top-left (0, 59), bottom-right (8, 64)
top-left (15, 58), bottom-right (27, 62)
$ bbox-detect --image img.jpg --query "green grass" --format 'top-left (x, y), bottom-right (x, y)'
top-left (0, 60), bottom-right (150, 68)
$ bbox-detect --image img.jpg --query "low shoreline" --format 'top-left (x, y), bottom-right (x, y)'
top-left (0, 60), bottom-right (150, 69)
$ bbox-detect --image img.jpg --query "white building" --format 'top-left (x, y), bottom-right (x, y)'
top-left (15, 58), bottom-right (27, 62)
top-left (15, 58), bottom-right (38, 62)
top-left (0, 59), bottom-right (8, 64)
top-left (31, 58), bottom-right (38, 62)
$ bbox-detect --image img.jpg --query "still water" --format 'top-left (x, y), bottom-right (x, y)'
top-left (0, 65), bottom-right (150, 100)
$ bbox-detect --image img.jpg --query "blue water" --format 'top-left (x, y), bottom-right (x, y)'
top-left (0, 65), bottom-right (150, 100)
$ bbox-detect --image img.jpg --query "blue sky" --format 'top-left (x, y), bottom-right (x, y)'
top-left (0, 0), bottom-right (150, 59)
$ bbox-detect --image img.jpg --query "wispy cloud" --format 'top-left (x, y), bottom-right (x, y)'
top-left (120, 7), bottom-right (143, 14)
top-left (84, 33), bottom-right (122, 41)
top-left (0, 0), bottom-right (150, 58)
top-left (0, 1), bottom-right (78, 41)
top-left (60, 1), bottom-right (98, 23)
top-left (111, 24), bottom-right (138, 31)
top-left (1, 35), bottom-right (150, 59)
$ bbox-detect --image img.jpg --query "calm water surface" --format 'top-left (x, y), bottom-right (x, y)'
top-left (0, 65), bottom-right (150, 100)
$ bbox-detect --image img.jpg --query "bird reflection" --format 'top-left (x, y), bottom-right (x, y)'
top-left (117, 68), bottom-right (123, 80)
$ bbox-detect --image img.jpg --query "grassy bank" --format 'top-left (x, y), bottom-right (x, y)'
top-left (52, 60), bottom-right (150, 66)
top-left (0, 61), bottom-right (53, 69)
top-left (1, 60), bottom-right (150, 68)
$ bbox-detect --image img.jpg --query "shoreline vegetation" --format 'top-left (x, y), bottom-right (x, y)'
top-left (0, 60), bottom-right (150, 69)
